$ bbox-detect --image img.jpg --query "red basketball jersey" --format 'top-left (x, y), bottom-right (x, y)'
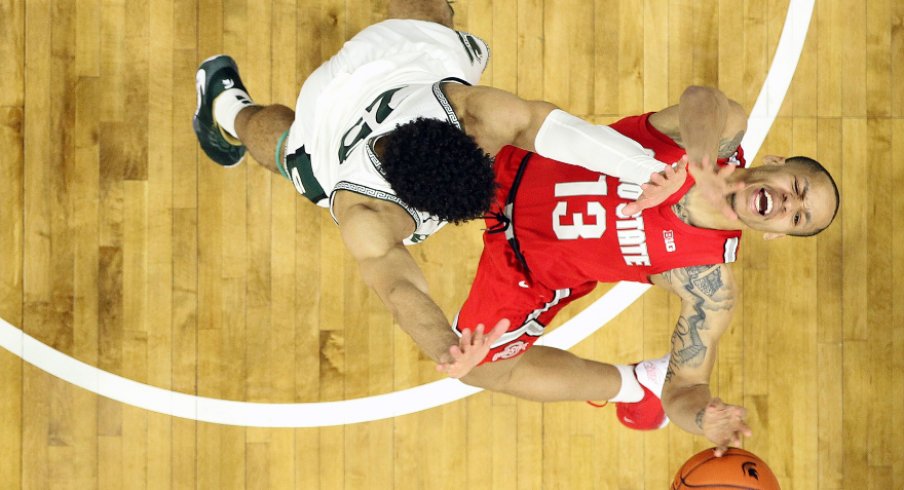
top-left (497, 145), bottom-right (742, 289)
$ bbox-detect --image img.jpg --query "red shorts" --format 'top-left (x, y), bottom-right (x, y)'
top-left (453, 148), bottom-right (596, 364)
top-left (453, 231), bottom-right (596, 364)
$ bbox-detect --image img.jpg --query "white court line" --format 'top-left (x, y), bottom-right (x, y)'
top-left (0, 0), bottom-right (813, 428)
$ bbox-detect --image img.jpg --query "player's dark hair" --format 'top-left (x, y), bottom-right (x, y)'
top-left (786, 156), bottom-right (840, 237)
top-left (380, 117), bottom-right (496, 224)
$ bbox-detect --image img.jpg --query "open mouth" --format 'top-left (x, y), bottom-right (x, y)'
top-left (753, 187), bottom-right (773, 216)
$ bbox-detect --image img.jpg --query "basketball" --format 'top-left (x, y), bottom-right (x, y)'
top-left (671, 447), bottom-right (781, 489)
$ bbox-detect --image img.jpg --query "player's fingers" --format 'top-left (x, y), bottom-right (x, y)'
top-left (732, 416), bottom-right (753, 437)
top-left (714, 445), bottom-right (727, 458)
top-left (489, 319), bottom-right (510, 341)
top-left (460, 328), bottom-right (472, 346)
top-left (621, 202), bottom-right (640, 216)
top-left (650, 172), bottom-right (666, 185)
top-left (449, 345), bottom-right (463, 359)
top-left (740, 423), bottom-right (753, 438)
top-left (473, 324), bottom-right (486, 344)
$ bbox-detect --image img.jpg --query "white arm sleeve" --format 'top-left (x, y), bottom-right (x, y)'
top-left (534, 109), bottom-right (667, 184)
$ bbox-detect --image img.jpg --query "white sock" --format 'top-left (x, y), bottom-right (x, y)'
top-left (608, 364), bottom-right (644, 403)
top-left (213, 88), bottom-right (255, 139)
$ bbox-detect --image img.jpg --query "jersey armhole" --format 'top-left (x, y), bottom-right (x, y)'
top-left (329, 183), bottom-right (421, 239)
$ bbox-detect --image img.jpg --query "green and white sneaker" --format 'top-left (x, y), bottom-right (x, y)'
top-left (193, 54), bottom-right (248, 167)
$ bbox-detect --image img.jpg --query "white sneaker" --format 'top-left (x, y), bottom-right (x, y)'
top-left (615, 353), bottom-right (670, 430)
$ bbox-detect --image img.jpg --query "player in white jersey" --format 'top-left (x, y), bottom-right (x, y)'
top-left (192, 0), bottom-right (739, 370)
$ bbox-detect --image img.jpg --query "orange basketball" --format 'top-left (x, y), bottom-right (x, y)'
top-left (671, 447), bottom-right (781, 489)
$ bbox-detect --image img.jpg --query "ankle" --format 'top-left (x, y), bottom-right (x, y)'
top-left (213, 88), bottom-right (256, 139)
top-left (608, 364), bottom-right (644, 403)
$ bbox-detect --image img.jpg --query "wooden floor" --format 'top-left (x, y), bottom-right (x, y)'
top-left (1, 0), bottom-right (902, 488)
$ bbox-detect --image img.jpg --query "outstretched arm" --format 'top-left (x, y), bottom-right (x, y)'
top-left (339, 202), bottom-right (505, 367)
top-left (651, 86), bottom-right (749, 219)
top-left (444, 84), bottom-right (668, 188)
top-left (651, 264), bottom-right (752, 455)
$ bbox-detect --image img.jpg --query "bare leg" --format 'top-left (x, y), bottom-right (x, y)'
top-left (461, 346), bottom-right (623, 402)
top-left (388, 0), bottom-right (455, 28)
top-left (233, 104), bottom-right (295, 175)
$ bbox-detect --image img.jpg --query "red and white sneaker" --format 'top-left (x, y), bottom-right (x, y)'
top-left (615, 354), bottom-right (670, 430)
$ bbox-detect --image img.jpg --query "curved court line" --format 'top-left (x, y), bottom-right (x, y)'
top-left (0, 0), bottom-right (813, 428)
top-left (0, 283), bottom-right (647, 428)
top-left (743, 0), bottom-right (815, 159)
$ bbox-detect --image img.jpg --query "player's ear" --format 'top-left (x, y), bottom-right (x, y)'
top-left (761, 155), bottom-right (786, 166)
top-left (763, 232), bottom-right (786, 240)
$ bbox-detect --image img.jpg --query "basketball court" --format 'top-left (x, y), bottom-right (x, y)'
top-left (0, 0), bottom-right (902, 488)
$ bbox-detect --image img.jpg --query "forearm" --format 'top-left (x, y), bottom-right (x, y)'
top-left (677, 86), bottom-right (728, 163)
top-left (459, 87), bottom-right (664, 183)
top-left (383, 281), bottom-right (459, 363)
top-left (662, 383), bottom-right (713, 435)
top-left (532, 109), bottom-right (666, 185)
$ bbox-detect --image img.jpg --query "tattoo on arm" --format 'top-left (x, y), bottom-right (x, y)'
top-left (671, 195), bottom-right (692, 225)
top-left (717, 130), bottom-right (745, 159)
top-left (695, 408), bottom-right (705, 429)
top-left (664, 265), bottom-right (734, 382)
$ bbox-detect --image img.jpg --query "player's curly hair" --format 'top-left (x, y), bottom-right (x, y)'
top-left (380, 118), bottom-right (496, 224)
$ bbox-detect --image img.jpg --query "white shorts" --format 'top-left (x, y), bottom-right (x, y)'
top-left (281, 19), bottom-right (490, 204)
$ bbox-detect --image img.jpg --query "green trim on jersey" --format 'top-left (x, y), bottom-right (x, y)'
top-left (274, 130), bottom-right (291, 180)
top-left (286, 146), bottom-right (327, 203)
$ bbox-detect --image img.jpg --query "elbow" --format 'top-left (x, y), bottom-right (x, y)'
top-left (660, 381), bottom-right (680, 413)
top-left (681, 85), bottom-right (724, 101)
top-left (661, 380), bottom-right (711, 419)
top-left (680, 86), bottom-right (729, 115)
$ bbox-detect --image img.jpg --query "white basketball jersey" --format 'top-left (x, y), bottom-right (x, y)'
top-left (326, 80), bottom-right (468, 244)
top-left (286, 20), bottom-right (489, 245)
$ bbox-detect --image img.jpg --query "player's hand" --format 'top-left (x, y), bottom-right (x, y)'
top-left (700, 398), bottom-right (753, 457)
top-left (436, 319), bottom-right (510, 379)
top-left (622, 156), bottom-right (689, 216)
top-left (687, 155), bottom-right (746, 221)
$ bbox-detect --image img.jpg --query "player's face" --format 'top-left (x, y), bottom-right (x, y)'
top-left (730, 160), bottom-right (836, 236)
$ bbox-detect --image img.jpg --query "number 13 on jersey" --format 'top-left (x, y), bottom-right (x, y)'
top-left (552, 176), bottom-right (608, 240)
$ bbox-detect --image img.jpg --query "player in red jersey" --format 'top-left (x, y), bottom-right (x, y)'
top-left (437, 86), bottom-right (840, 456)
